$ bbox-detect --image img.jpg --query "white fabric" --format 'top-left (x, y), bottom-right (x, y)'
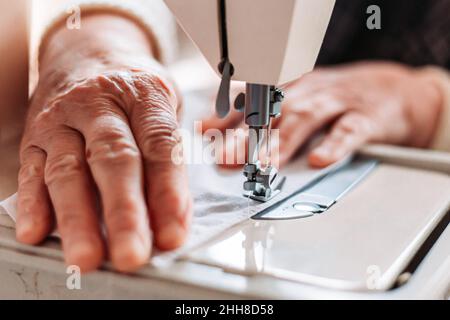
top-left (0, 194), bottom-right (17, 221)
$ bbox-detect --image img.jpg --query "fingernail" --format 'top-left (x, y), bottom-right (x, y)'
top-left (156, 222), bottom-right (186, 251)
top-left (111, 232), bottom-right (150, 272)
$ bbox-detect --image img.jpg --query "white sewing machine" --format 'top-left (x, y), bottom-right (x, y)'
top-left (0, 0), bottom-right (449, 299)
top-left (167, 0), bottom-right (337, 202)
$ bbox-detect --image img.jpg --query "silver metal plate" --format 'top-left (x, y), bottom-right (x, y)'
top-left (252, 158), bottom-right (378, 220)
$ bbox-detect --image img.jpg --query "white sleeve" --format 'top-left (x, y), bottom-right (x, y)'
top-left (33, 0), bottom-right (177, 64)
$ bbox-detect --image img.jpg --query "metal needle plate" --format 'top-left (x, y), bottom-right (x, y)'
top-left (252, 158), bottom-right (378, 220)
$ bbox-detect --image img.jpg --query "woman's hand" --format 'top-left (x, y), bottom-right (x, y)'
top-left (16, 15), bottom-right (191, 272)
top-left (202, 62), bottom-right (442, 168)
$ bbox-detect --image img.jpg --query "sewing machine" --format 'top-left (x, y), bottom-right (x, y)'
top-left (166, 0), bottom-right (337, 202)
top-left (0, 0), bottom-right (449, 299)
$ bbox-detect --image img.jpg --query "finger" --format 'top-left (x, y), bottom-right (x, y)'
top-left (131, 86), bottom-right (192, 251)
top-left (282, 69), bottom-right (343, 97)
top-left (81, 114), bottom-right (151, 272)
top-left (309, 113), bottom-right (379, 167)
top-left (16, 146), bottom-right (53, 244)
top-left (274, 96), bottom-right (346, 167)
top-left (201, 107), bottom-right (243, 133)
top-left (44, 129), bottom-right (105, 272)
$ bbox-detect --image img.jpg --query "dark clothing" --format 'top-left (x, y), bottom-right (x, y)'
top-left (317, 0), bottom-right (450, 69)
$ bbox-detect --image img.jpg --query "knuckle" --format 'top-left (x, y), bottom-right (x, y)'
top-left (295, 106), bottom-right (320, 123)
top-left (102, 70), bottom-right (178, 113)
top-left (87, 131), bottom-right (141, 166)
top-left (338, 114), bottom-right (367, 135)
top-left (19, 162), bottom-right (44, 184)
top-left (31, 106), bottom-right (60, 135)
top-left (134, 72), bottom-right (173, 102)
top-left (87, 73), bottom-right (131, 100)
top-left (339, 118), bottom-right (358, 134)
top-left (138, 119), bottom-right (181, 163)
top-left (308, 103), bottom-right (331, 120)
top-left (131, 72), bottom-right (179, 115)
top-left (105, 200), bottom-right (141, 232)
top-left (36, 75), bottom-right (112, 115)
top-left (17, 193), bottom-right (46, 223)
top-left (44, 154), bottom-right (84, 186)
top-left (58, 212), bottom-right (81, 233)
top-left (317, 94), bottom-right (346, 113)
top-left (291, 93), bottom-right (344, 123)
top-left (63, 75), bottom-right (109, 98)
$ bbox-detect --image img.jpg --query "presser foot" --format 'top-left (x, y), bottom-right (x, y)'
top-left (244, 189), bottom-right (282, 202)
top-left (243, 163), bottom-right (286, 202)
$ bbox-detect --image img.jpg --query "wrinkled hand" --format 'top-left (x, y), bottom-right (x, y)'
top-left (203, 62), bottom-right (442, 168)
top-left (16, 15), bottom-right (191, 272)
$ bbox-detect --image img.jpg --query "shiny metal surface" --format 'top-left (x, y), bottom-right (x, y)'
top-left (253, 158), bottom-right (377, 220)
top-left (242, 84), bottom-right (284, 202)
top-left (188, 164), bottom-right (450, 291)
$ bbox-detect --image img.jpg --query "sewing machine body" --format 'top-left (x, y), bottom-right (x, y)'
top-left (0, 145), bottom-right (449, 299)
top-left (164, 0), bottom-right (335, 85)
